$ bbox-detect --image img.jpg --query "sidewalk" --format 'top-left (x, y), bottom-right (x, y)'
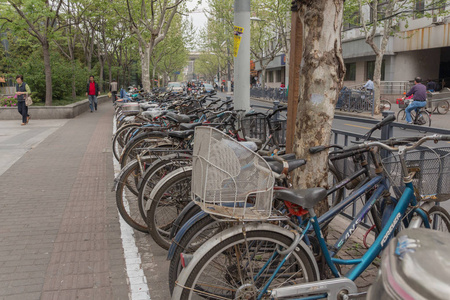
top-left (0, 103), bottom-right (130, 299)
top-left (0, 102), bottom-right (378, 299)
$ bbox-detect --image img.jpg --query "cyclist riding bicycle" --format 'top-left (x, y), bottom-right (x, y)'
top-left (402, 76), bottom-right (427, 124)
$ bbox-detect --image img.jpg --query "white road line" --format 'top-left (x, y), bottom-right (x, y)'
top-left (113, 118), bottom-right (151, 300)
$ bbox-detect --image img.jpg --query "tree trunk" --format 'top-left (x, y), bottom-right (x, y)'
top-left (42, 42), bottom-right (53, 106)
top-left (141, 45), bottom-right (151, 91)
top-left (260, 64), bottom-right (266, 89)
top-left (292, 0), bottom-right (345, 217)
top-left (71, 60), bottom-right (76, 100)
top-left (373, 53), bottom-right (383, 114)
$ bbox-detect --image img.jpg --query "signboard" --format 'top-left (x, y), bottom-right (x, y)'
top-left (233, 26), bottom-right (244, 57)
top-left (281, 54), bottom-right (286, 66)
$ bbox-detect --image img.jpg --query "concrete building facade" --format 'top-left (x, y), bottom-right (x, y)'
top-left (342, 2), bottom-right (450, 91)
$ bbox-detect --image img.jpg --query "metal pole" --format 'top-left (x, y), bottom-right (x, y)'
top-left (234, 0), bottom-right (251, 111)
top-left (227, 45), bottom-right (231, 92)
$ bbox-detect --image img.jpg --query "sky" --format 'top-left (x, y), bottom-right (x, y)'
top-left (186, 0), bottom-right (208, 35)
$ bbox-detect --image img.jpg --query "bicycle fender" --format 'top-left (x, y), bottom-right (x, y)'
top-left (172, 223), bottom-right (319, 300)
top-left (167, 210), bottom-right (209, 260)
top-left (169, 201), bottom-right (198, 240)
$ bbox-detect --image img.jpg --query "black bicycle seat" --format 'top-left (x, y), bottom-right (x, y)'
top-left (168, 130), bottom-right (195, 139)
top-left (274, 188), bottom-right (327, 209)
top-left (179, 122), bottom-right (202, 130)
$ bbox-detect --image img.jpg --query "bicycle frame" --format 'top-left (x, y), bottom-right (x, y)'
top-left (257, 180), bottom-right (431, 299)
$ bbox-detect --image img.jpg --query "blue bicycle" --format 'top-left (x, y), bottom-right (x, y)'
top-left (172, 132), bottom-right (450, 300)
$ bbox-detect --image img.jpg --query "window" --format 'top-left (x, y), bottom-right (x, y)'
top-left (366, 60), bottom-right (385, 81)
top-left (268, 71), bottom-right (273, 82)
top-left (414, 0), bottom-right (425, 19)
top-left (276, 70), bottom-right (282, 82)
top-left (344, 63), bottom-right (356, 81)
top-left (343, 10), bottom-right (360, 30)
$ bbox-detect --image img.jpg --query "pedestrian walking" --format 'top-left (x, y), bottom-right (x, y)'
top-left (85, 75), bottom-right (100, 112)
top-left (110, 79), bottom-right (118, 102)
top-left (15, 75), bottom-right (31, 126)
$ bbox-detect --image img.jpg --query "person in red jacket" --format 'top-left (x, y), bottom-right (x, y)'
top-left (85, 75), bottom-right (100, 112)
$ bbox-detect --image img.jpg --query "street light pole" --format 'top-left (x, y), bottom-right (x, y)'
top-left (233, 0), bottom-right (251, 111)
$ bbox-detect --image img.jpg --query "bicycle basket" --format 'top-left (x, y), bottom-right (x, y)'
top-left (382, 147), bottom-right (450, 201)
top-left (192, 126), bottom-right (275, 220)
top-left (239, 113), bottom-right (267, 143)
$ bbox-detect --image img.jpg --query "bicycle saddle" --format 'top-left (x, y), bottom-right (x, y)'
top-left (179, 122), bottom-right (203, 130)
top-left (168, 130), bottom-right (195, 139)
top-left (267, 159), bottom-right (306, 175)
top-left (274, 188), bottom-right (327, 209)
top-left (165, 112), bottom-right (191, 123)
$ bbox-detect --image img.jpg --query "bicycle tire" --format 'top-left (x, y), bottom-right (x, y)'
top-left (112, 123), bottom-right (141, 161)
top-left (427, 205), bottom-right (450, 232)
top-left (115, 157), bottom-right (156, 232)
top-left (397, 109), bottom-right (406, 122)
top-left (119, 131), bottom-right (170, 168)
top-left (417, 110), bottom-right (431, 132)
top-left (168, 215), bottom-right (223, 294)
top-left (169, 201), bottom-right (202, 240)
top-left (177, 229), bottom-right (318, 299)
top-left (437, 100), bottom-right (449, 115)
top-left (380, 99), bottom-right (391, 111)
top-left (137, 155), bottom-right (192, 220)
top-left (328, 164), bottom-right (344, 208)
top-left (146, 168), bottom-right (192, 250)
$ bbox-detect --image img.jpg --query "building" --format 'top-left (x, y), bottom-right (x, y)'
top-left (342, 2), bottom-right (450, 93)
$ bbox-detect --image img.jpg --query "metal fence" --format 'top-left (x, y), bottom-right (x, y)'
top-left (336, 87), bottom-right (375, 115)
top-left (250, 87), bottom-right (288, 102)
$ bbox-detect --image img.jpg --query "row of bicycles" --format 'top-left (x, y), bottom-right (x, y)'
top-left (112, 92), bottom-right (450, 299)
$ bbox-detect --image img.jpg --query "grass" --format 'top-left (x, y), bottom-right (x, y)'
top-left (32, 95), bottom-right (90, 106)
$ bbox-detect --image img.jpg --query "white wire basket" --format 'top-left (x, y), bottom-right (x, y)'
top-left (192, 127), bottom-right (275, 220)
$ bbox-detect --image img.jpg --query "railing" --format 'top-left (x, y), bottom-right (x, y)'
top-left (380, 81), bottom-right (413, 95)
top-left (250, 87), bottom-right (288, 103)
top-left (336, 87), bottom-right (375, 115)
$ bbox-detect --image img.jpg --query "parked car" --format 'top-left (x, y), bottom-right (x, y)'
top-left (167, 82), bottom-right (184, 94)
top-left (202, 83), bottom-right (215, 94)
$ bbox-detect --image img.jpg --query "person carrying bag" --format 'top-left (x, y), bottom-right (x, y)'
top-left (15, 75), bottom-right (32, 125)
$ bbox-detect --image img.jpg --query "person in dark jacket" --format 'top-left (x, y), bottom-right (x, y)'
top-left (402, 77), bottom-right (427, 124)
top-left (15, 75), bottom-right (31, 125)
top-left (86, 75), bottom-right (100, 112)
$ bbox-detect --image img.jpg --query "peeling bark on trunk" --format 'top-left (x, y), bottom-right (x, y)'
top-left (140, 44), bottom-right (151, 91)
top-left (292, 0), bottom-right (345, 217)
top-left (42, 42), bottom-right (53, 106)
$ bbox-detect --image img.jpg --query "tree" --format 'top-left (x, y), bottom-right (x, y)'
top-left (292, 0), bottom-right (345, 217)
top-left (250, 0), bottom-right (290, 89)
top-left (0, 0), bottom-right (78, 106)
top-left (116, 0), bottom-right (187, 91)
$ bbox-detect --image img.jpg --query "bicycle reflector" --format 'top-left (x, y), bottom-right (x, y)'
top-left (180, 253), bottom-right (193, 268)
top-left (284, 201), bottom-right (308, 217)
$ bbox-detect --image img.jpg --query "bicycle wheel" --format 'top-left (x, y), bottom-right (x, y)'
top-left (397, 109), bottom-right (406, 122)
top-left (437, 100), bottom-right (449, 115)
top-left (168, 215), bottom-right (229, 294)
top-left (176, 228), bottom-right (318, 300)
top-left (115, 157), bottom-right (155, 232)
top-left (119, 131), bottom-right (171, 168)
top-left (380, 99), bottom-right (391, 111)
top-left (112, 123), bottom-right (141, 161)
top-left (137, 155), bottom-right (192, 220)
top-left (328, 164), bottom-right (344, 207)
top-left (146, 168), bottom-right (192, 250)
top-left (417, 110), bottom-right (431, 132)
top-left (169, 201), bottom-right (202, 240)
top-left (427, 205), bottom-right (450, 232)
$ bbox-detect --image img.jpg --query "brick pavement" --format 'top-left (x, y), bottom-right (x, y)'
top-left (0, 103), bottom-right (128, 299)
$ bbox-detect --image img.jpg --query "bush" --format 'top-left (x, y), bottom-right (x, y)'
top-left (0, 96), bottom-right (18, 107)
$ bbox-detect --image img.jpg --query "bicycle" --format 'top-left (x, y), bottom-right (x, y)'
top-left (397, 99), bottom-right (431, 129)
top-left (172, 128), bottom-right (450, 299)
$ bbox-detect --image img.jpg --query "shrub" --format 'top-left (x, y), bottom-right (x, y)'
top-left (0, 96), bottom-right (18, 107)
